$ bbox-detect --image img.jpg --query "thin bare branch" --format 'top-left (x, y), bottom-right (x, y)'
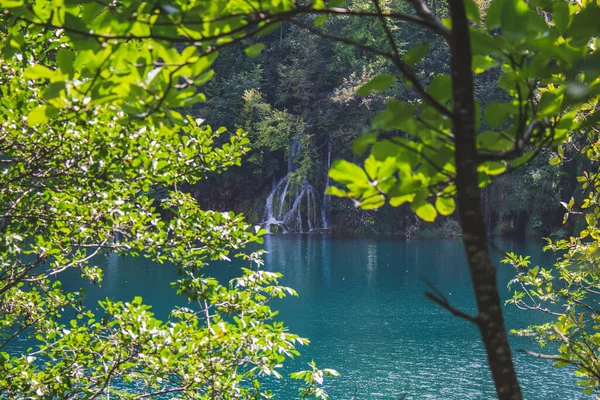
top-left (422, 277), bottom-right (479, 324)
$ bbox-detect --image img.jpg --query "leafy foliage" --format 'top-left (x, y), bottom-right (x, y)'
top-left (0, 1), bottom-right (339, 398)
top-left (506, 130), bottom-right (600, 396)
top-left (327, 0), bottom-right (599, 224)
top-left (0, 0), bottom-right (598, 397)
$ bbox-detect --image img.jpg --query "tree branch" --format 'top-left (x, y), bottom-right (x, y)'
top-left (289, 20), bottom-right (453, 118)
top-left (516, 349), bottom-right (577, 365)
top-left (422, 277), bottom-right (479, 324)
top-left (407, 0), bottom-right (452, 41)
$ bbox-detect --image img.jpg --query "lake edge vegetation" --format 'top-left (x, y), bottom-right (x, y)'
top-left (0, 0), bottom-right (599, 399)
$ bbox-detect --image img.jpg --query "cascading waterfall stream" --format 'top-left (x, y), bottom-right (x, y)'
top-left (261, 136), bottom-right (329, 233)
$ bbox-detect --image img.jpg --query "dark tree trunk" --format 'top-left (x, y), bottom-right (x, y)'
top-left (447, 0), bottom-right (523, 398)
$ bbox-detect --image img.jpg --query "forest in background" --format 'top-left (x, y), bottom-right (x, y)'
top-left (185, 1), bottom-right (583, 237)
top-left (2, 0), bottom-right (599, 398)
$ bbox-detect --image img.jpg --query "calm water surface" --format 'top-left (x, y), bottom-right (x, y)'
top-left (60, 236), bottom-right (586, 399)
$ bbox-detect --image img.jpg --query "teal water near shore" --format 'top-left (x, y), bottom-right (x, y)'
top-left (58, 236), bottom-right (585, 399)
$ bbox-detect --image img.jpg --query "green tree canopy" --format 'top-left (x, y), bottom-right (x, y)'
top-left (1, 0), bottom-right (599, 399)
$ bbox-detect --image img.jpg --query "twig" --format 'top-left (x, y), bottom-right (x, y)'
top-left (421, 276), bottom-right (479, 324)
top-left (407, 0), bottom-right (451, 41)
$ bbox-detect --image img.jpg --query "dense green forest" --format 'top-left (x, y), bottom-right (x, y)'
top-left (1, 0), bottom-right (599, 399)
top-left (187, 8), bottom-right (578, 237)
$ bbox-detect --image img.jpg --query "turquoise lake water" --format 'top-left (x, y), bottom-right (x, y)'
top-left (57, 236), bottom-right (587, 399)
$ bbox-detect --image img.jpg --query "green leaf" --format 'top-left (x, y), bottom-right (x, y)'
top-left (470, 30), bottom-right (503, 56)
top-left (364, 156), bottom-right (378, 180)
top-left (484, 102), bottom-right (513, 128)
top-left (549, 157), bottom-right (561, 165)
top-left (0, 1), bottom-right (24, 8)
top-left (357, 75), bottom-right (396, 96)
top-left (24, 64), bottom-right (55, 80)
top-left (501, 0), bottom-right (530, 39)
top-left (324, 186), bottom-right (348, 197)
top-left (477, 130), bottom-right (513, 151)
top-left (27, 105), bottom-right (58, 127)
top-left (435, 197), bottom-right (456, 216)
top-left (479, 161), bottom-right (507, 176)
top-left (486, 0), bottom-right (507, 30)
top-left (537, 91), bottom-right (564, 116)
top-left (465, 0), bottom-right (481, 22)
top-left (314, 15), bottom-right (328, 26)
top-left (312, 0), bottom-right (326, 10)
top-left (472, 55), bottom-right (498, 74)
top-left (56, 49), bottom-right (74, 77)
top-left (244, 43), bottom-right (265, 58)
top-left (428, 74), bottom-right (452, 103)
top-left (372, 141), bottom-right (402, 164)
top-left (390, 193), bottom-right (415, 207)
top-left (553, 1), bottom-right (570, 33)
top-left (380, 100), bottom-right (417, 132)
top-left (411, 194), bottom-right (437, 222)
top-left (352, 133), bottom-right (376, 156)
top-left (329, 160), bottom-right (369, 185)
top-left (567, 3), bottom-right (600, 46)
top-left (404, 43), bottom-right (430, 66)
top-left (509, 150), bottom-right (535, 168)
top-left (361, 194), bottom-right (385, 210)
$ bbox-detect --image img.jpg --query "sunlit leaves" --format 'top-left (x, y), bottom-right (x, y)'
top-left (24, 64), bottom-right (55, 79)
top-left (332, 0), bottom-right (597, 227)
top-left (411, 192), bottom-right (437, 222)
top-left (26, 105), bottom-right (58, 126)
top-left (328, 160), bottom-right (368, 184)
top-left (245, 43), bottom-right (266, 58)
top-left (0, 0), bottom-right (301, 118)
top-left (435, 197), bottom-right (456, 216)
top-left (506, 154), bottom-right (600, 394)
top-left (328, 133), bottom-right (457, 221)
top-left (537, 89), bottom-right (564, 117)
top-left (549, 156), bottom-right (561, 166)
top-left (472, 55), bottom-right (498, 74)
top-left (356, 74), bottom-right (396, 96)
top-left (478, 161), bottom-right (507, 176)
top-left (292, 361), bottom-right (340, 399)
top-left (0, 35), bottom-right (337, 397)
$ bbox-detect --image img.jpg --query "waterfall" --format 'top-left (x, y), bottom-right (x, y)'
top-left (262, 177), bottom-right (326, 233)
top-left (261, 136), bottom-right (329, 233)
